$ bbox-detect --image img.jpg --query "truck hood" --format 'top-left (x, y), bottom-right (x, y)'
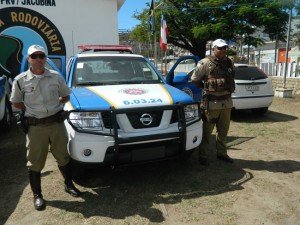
top-left (65, 84), bottom-right (193, 111)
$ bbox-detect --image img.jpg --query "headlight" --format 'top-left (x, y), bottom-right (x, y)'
top-left (184, 103), bottom-right (200, 123)
top-left (69, 111), bottom-right (105, 131)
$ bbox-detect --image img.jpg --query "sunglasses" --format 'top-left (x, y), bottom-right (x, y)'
top-left (216, 46), bottom-right (228, 50)
top-left (30, 53), bottom-right (46, 59)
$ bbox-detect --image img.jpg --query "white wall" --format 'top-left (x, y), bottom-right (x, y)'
top-left (0, 0), bottom-right (123, 59)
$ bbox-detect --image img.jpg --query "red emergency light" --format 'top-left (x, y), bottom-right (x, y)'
top-left (78, 45), bottom-right (133, 53)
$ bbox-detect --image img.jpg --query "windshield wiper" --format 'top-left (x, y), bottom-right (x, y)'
top-left (76, 82), bottom-right (107, 86)
top-left (116, 80), bottom-right (162, 84)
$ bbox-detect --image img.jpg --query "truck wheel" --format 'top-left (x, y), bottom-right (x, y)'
top-left (0, 98), bottom-right (12, 132)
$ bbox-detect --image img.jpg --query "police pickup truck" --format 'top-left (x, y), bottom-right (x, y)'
top-left (64, 45), bottom-right (202, 168)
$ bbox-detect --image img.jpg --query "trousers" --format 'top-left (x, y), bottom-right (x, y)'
top-left (199, 107), bottom-right (231, 157)
top-left (26, 122), bottom-right (70, 171)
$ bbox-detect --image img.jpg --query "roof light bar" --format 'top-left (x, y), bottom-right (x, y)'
top-left (78, 45), bottom-right (133, 53)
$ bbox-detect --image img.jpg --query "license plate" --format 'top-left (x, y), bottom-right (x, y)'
top-left (245, 85), bottom-right (259, 91)
top-left (132, 146), bottom-right (165, 161)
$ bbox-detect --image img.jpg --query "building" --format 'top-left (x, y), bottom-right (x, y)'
top-left (0, 0), bottom-right (125, 79)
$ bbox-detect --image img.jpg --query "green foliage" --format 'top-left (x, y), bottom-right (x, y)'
top-left (227, 48), bottom-right (237, 56)
top-left (130, 0), bottom-right (295, 58)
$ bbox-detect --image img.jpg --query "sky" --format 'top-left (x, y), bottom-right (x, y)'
top-left (118, 0), bottom-right (150, 30)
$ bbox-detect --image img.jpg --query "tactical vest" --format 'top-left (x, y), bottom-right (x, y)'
top-left (204, 56), bottom-right (235, 93)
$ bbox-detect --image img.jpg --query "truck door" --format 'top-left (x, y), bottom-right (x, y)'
top-left (166, 55), bottom-right (202, 102)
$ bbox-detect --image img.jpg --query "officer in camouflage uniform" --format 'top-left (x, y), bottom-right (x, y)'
top-left (191, 39), bottom-right (235, 166)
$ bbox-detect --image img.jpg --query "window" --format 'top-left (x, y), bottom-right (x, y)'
top-left (74, 56), bottom-right (162, 85)
top-left (174, 59), bottom-right (197, 76)
top-left (235, 67), bottom-right (267, 80)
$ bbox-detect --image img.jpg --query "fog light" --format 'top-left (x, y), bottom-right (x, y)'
top-left (193, 136), bottom-right (198, 143)
top-left (83, 149), bottom-right (92, 156)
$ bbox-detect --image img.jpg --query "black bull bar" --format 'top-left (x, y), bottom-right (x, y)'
top-left (66, 103), bottom-right (201, 164)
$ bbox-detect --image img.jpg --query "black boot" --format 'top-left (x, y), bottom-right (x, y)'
top-left (58, 162), bottom-right (81, 197)
top-left (28, 170), bottom-right (46, 211)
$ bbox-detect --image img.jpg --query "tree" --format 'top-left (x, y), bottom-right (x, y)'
top-left (131, 0), bottom-right (292, 58)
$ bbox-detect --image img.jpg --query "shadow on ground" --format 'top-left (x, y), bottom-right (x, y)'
top-left (1, 115), bottom-right (299, 224)
top-left (46, 143), bottom-right (299, 224)
top-left (47, 157), bottom-right (252, 222)
top-left (0, 122), bottom-right (27, 224)
top-left (231, 110), bottom-right (298, 123)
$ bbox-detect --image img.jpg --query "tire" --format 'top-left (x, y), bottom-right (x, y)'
top-left (251, 107), bottom-right (268, 115)
top-left (0, 97), bottom-right (12, 132)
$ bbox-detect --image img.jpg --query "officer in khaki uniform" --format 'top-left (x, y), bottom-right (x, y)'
top-left (191, 39), bottom-right (235, 166)
top-left (10, 45), bottom-right (81, 211)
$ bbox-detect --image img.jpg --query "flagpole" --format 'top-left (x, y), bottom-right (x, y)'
top-left (154, 35), bottom-right (157, 67)
top-left (164, 51), bottom-right (167, 75)
top-left (153, 0), bottom-right (157, 67)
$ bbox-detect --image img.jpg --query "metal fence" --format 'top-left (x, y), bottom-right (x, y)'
top-left (260, 62), bottom-right (299, 78)
top-left (162, 61), bottom-right (300, 79)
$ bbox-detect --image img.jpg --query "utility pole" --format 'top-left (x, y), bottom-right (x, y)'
top-left (275, 4), bottom-right (293, 98)
top-left (274, 34), bottom-right (279, 76)
top-left (283, 6), bottom-right (292, 89)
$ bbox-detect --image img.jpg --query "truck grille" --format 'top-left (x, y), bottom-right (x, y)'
top-left (127, 111), bottom-right (163, 129)
top-left (101, 111), bottom-right (163, 129)
top-left (101, 112), bottom-right (120, 129)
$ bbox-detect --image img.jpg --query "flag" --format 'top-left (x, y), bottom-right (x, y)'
top-left (160, 15), bottom-right (168, 52)
top-left (148, 0), bottom-right (155, 34)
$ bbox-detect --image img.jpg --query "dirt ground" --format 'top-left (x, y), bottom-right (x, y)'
top-left (0, 96), bottom-right (299, 225)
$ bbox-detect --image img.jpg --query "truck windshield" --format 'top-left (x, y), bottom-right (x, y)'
top-left (74, 56), bottom-right (162, 86)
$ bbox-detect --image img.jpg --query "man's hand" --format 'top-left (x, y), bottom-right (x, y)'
top-left (13, 102), bottom-right (25, 110)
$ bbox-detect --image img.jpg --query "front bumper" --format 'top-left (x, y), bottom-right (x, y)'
top-left (65, 104), bottom-right (202, 165)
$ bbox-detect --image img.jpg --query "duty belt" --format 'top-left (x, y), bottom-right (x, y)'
top-left (26, 111), bottom-right (64, 126)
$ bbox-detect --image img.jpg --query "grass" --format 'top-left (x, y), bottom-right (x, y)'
top-left (1, 96), bottom-right (300, 225)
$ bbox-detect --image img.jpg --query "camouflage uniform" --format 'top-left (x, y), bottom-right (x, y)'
top-left (191, 55), bottom-right (235, 160)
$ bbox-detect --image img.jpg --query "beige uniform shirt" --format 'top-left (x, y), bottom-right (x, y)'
top-left (191, 57), bottom-right (233, 110)
top-left (10, 68), bottom-right (71, 119)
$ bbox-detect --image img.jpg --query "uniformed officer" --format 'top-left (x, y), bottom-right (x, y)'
top-left (10, 45), bottom-right (81, 211)
top-left (191, 39), bottom-right (235, 166)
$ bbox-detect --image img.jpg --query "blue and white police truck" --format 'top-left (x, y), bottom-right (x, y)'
top-left (64, 45), bottom-right (203, 168)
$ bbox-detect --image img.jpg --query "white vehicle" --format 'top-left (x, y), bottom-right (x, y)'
top-left (64, 45), bottom-right (203, 168)
top-left (166, 59), bottom-right (274, 116)
top-left (232, 64), bottom-right (274, 115)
